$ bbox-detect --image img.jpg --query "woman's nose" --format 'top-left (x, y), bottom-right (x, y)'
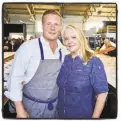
top-left (68, 39), bottom-right (73, 44)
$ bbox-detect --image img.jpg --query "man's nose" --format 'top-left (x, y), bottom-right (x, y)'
top-left (50, 25), bottom-right (55, 30)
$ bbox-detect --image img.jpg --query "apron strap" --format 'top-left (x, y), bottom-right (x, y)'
top-left (23, 92), bottom-right (57, 111)
top-left (38, 38), bottom-right (62, 61)
top-left (38, 38), bottom-right (44, 60)
top-left (59, 49), bottom-right (62, 61)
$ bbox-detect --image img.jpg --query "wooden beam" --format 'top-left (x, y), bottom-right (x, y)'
top-left (83, 4), bottom-right (105, 23)
top-left (107, 8), bottom-right (116, 21)
top-left (26, 4), bottom-right (35, 22)
top-left (60, 4), bottom-right (64, 17)
top-left (4, 7), bottom-right (10, 24)
top-left (4, 17), bottom-right (8, 24)
top-left (32, 4), bottom-right (35, 15)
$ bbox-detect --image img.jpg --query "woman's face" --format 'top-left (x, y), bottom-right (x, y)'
top-left (63, 28), bottom-right (81, 55)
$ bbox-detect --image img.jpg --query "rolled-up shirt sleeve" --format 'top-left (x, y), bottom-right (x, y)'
top-left (4, 42), bottom-right (30, 101)
top-left (91, 57), bottom-right (109, 94)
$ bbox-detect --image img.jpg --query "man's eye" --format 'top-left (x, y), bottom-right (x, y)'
top-left (64, 38), bottom-right (68, 40)
top-left (72, 36), bottom-right (76, 39)
top-left (55, 23), bottom-right (59, 26)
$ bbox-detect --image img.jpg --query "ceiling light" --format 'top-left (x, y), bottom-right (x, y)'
top-left (20, 20), bottom-right (24, 23)
top-left (30, 18), bottom-right (34, 21)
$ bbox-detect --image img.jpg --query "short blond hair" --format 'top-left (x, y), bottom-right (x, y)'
top-left (42, 10), bottom-right (62, 23)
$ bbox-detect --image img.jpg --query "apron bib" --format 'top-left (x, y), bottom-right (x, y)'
top-left (22, 38), bottom-right (62, 118)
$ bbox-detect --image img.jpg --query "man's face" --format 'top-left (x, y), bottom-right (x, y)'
top-left (42, 14), bottom-right (62, 41)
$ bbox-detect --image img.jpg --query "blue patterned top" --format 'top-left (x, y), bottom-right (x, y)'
top-left (57, 55), bottom-right (109, 118)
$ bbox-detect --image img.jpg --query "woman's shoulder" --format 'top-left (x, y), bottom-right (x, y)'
top-left (91, 55), bottom-right (100, 60)
top-left (89, 55), bottom-right (104, 69)
top-left (64, 54), bottom-right (71, 60)
top-left (62, 54), bottom-right (72, 65)
top-left (89, 55), bottom-right (103, 65)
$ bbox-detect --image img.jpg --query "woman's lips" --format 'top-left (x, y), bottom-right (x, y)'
top-left (68, 45), bottom-right (75, 48)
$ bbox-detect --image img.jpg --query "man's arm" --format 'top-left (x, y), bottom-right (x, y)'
top-left (4, 42), bottom-right (30, 118)
top-left (92, 92), bottom-right (108, 118)
top-left (15, 101), bottom-right (29, 118)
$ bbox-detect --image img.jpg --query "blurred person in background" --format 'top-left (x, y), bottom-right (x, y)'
top-left (99, 38), bottom-right (116, 57)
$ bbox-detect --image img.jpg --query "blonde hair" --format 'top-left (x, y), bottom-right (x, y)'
top-left (42, 10), bottom-right (63, 24)
top-left (62, 25), bottom-right (94, 63)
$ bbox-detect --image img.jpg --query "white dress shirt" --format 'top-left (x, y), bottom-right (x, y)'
top-left (4, 36), bottom-right (69, 101)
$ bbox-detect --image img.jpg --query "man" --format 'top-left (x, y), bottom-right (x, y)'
top-left (4, 10), bottom-right (68, 118)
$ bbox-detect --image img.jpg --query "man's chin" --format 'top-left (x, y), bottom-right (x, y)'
top-left (47, 36), bottom-right (58, 41)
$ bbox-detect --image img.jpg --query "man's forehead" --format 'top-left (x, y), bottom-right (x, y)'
top-left (44, 14), bottom-right (61, 18)
top-left (43, 14), bottom-right (62, 22)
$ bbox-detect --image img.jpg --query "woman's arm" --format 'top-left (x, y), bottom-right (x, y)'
top-left (92, 92), bottom-right (108, 118)
top-left (99, 46), bottom-right (115, 54)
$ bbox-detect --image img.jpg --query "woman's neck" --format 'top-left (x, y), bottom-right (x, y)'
top-left (71, 50), bottom-right (83, 59)
top-left (71, 52), bottom-right (80, 59)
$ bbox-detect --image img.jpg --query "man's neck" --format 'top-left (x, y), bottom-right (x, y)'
top-left (49, 40), bottom-right (58, 53)
top-left (43, 36), bottom-right (58, 53)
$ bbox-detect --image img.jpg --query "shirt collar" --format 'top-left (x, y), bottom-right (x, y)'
top-left (68, 54), bottom-right (84, 63)
top-left (40, 35), bottom-right (65, 51)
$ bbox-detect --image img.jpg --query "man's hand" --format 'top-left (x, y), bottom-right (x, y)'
top-left (14, 101), bottom-right (29, 118)
top-left (16, 109), bottom-right (29, 118)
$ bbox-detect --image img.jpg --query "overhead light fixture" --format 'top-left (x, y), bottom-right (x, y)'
top-left (20, 20), bottom-right (24, 23)
top-left (30, 18), bottom-right (34, 22)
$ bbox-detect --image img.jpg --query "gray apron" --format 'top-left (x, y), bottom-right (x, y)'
top-left (22, 38), bottom-right (62, 118)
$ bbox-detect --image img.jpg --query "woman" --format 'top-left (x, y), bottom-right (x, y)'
top-left (99, 38), bottom-right (116, 57)
top-left (57, 25), bottom-right (109, 118)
